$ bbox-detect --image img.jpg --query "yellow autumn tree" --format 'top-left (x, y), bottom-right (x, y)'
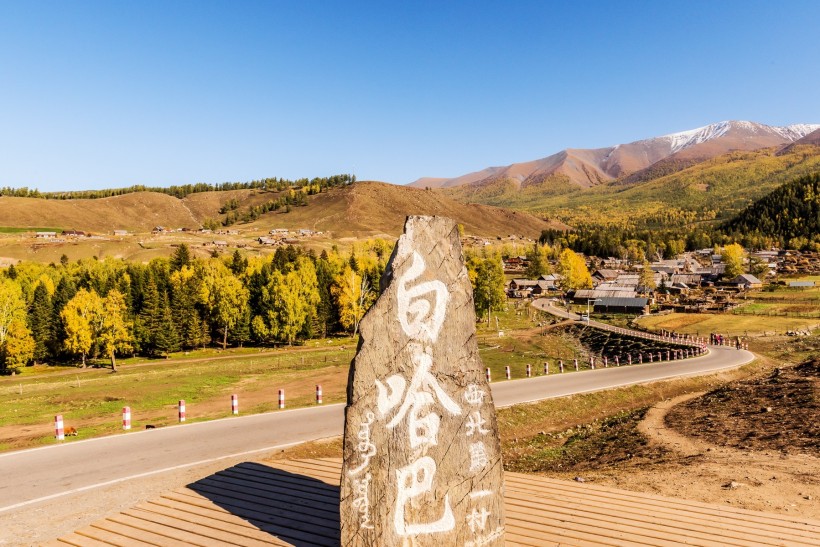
top-left (61, 288), bottom-right (103, 367)
top-left (260, 258), bottom-right (320, 345)
top-left (558, 249), bottom-right (593, 290)
top-left (332, 264), bottom-right (374, 335)
top-left (721, 243), bottom-right (745, 279)
top-left (0, 278), bottom-right (34, 372)
top-left (199, 262), bottom-right (249, 349)
top-left (97, 290), bottom-right (132, 371)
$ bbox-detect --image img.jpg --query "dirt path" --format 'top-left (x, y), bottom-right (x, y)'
top-left (621, 392), bottom-right (820, 518)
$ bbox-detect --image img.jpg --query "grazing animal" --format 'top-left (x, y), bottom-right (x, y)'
top-left (65, 426), bottom-right (78, 436)
top-left (145, 424), bottom-right (156, 430)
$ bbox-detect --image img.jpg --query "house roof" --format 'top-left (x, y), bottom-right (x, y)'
top-left (789, 281), bottom-right (815, 287)
top-left (593, 269), bottom-right (621, 279)
top-left (730, 274), bottom-right (762, 284)
top-left (576, 289), bottom-right (638, 300)
top-left (594, 297), bottom-right (649, 308)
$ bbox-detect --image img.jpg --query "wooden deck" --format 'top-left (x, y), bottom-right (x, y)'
top-left (45, 458), bottom-right (820, 546)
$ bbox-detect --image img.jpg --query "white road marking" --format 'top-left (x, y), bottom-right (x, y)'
top-left (0, 438), bottom-right (325, 513)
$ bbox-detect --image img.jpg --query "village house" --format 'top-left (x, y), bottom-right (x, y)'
top-left (34, 231), bottom-right (57, 239)
top-left (726, 273), bottom-right (763, 290)
top-left (509, 278), bottom-right (539, 291)
top-left (113, 229), bottom-right (129, 236)
top-left (592, 297), bottom-right (650, 315)
top-left (592, 269), bottom-right (621, 284)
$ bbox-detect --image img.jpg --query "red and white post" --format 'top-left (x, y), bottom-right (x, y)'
top-left (55, 414), bottom-right (64, 440)
top-left (543, 362), bottom-right (549, 375)
top-left (485, 368), bottom-right (491, 382)
top-left (178, 400), bottom-right (186, 422)
top-left (122, 406), bottom-right (131, 430)
top-left (316, 384), bottom-right (323, 405)
top-left (574, 358), bottom-right (579, 371)
top-left (278, 389), bottom-right (285, 409)
top-left (505, 366), bottom-right (511, 380)
top-left (231, 394), bottom-right (239, 415)
top-left (590, 357), bottom-right (595, 370)
top-left (559, 360), bottom-right (564, 373)
top-left (526, 364), bottom-right (531, 378)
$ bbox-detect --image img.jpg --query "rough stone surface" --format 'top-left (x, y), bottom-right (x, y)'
top-left (340, 216), bottom-right (505, 546)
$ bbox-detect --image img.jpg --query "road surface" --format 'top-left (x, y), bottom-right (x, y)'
top-left (0, 344), bottom-right (753, 519)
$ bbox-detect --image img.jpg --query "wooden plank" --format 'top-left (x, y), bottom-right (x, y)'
top-left (505, 476), bottom-right (820, 540)
top-left (505, 488), bottom-right (818, 546)
top-left (505, 473), bottom-right (820, 533)
top-left (188, 479), bottom-right (341, 523)
top-left (123, 507), bottom-right (274, 547)
top-left (216, 467), bottom-right (339, 498)
top-left (100, 514), bottom-right (220, 547)
top-left (505, 505), bottom-right (745, 547)
top-left (53, 458), bottom-right (820, 547)
top-left (175, 487), bottom-right (340, 544)
top-left (40, 533), bottom-right (114, 547)
top-left (220, 465), bottom-right (339, 494)
top-left (193, 474), bottom-right (339, 508)
top-left (134, 502), bottom-right (283, 546)
top-left (77, 520), bottom-right (173, 547)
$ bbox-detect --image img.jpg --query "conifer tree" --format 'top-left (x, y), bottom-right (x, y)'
top-left (29, 282), bottom-right (53, 363)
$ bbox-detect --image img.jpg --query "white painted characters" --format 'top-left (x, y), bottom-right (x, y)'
top-left (394, 457), bottom-right (455, 536)
top-left (351, 473), bottom-right (375, 530)
top-left (348, 411), bottom-right (376, 477)
top-left (397, 251), bottom-right (449, 343)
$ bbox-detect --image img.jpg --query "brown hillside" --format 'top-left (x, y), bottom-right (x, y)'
top-left (181, 189), bottom-right (282, 222)
top-left (0, 192), bottom-right (200, 232)
top-left (246, 181), bottom-right (565, 238)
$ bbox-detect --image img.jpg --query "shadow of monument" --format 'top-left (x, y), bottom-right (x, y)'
top-left (187, 461), bottom-right (340, 547)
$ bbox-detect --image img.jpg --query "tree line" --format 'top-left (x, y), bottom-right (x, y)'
top-left (0, 241), bottom-right (511, 374)
top-left (0, 174), bottom-right (355, 200)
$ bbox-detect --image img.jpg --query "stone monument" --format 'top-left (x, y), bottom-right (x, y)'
top-left (340, 216), bottom-right (505, 546)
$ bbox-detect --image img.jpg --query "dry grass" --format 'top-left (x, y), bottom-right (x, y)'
top-left (636, 312), bottom-right (820, 337)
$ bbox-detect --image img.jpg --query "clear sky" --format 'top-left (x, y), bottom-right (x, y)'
top-left (1, 1), bottom-right (819, 191)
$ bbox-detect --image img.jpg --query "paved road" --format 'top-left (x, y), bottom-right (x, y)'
top-left (0, 344), bottom-right (753, 516)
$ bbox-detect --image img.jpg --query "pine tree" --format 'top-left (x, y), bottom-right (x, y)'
top-left (29, 283), bottom-right (53, 363)
top-left (170, 244), bottom-right (191, 272)
top-left (154, 293), bottom-right (180, 357)
top-left (137, 276), bottom-right (162, 356)
top-left (50, 276), bottom-right (77, 360)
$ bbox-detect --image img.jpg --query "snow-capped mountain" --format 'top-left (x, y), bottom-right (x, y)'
top-left (663, 121), bottom-right (820, 154)
top-left (410, 121), bottom-right (820, 190)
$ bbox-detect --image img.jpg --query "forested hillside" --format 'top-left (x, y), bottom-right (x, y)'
top-left (445, 146), bottom-right (820, 228)
top-left (722, 173), bottom-right (820, 250)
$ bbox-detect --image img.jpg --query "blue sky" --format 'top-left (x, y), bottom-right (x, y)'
top-left (1, 1), bottom-right (818, 191)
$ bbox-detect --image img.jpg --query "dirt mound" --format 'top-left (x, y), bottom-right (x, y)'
top-left (665, 359), bottom-right (819, 456)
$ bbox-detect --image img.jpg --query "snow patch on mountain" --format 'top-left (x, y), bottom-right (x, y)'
top-left (663, 122), bottom-right (732, 153)
top-left (772, 124), bottom-right (820, 141)
top-left (658, 121), bottom-right (820, 154)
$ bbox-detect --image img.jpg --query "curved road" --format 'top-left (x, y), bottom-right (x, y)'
top-left (0, 344), bottom-right (753, 519)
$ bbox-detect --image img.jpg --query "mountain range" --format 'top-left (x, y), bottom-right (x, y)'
top-left (410, 121), bottom-right (820, 190)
